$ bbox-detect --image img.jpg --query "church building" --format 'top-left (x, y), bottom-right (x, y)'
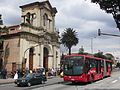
top-left (0, 0), bottom-right (60, 75)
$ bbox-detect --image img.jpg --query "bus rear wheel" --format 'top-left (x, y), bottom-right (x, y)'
top-left (72, 81), bottom-right (77, 84)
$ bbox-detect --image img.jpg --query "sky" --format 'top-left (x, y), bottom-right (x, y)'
top-left (0, 0), bottom-right (120, 58)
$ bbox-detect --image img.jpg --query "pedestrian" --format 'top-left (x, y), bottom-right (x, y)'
top-left (25, 67), bottom-right (29, 76)
top-left (1, 68), bottom-right (7, 79)
top-left (17, 69), bottom-right (23, 78)
top-left (14, 71), bottom-right (18, 80)
top-left (4, 68), bottom-right (7, 79)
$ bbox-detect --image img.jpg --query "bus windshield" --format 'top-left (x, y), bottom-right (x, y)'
top-left (64, 56), bottom-right (84, 76)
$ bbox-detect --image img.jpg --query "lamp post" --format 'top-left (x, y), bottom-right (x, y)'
top-left (22, 44), bottom-right (39, 72)
top-left (91, 37), bottom-right (96, 54)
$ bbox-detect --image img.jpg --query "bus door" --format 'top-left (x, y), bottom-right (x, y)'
top-left (85, 58), bottom-right (96, 73)
top-left (103, 60), bottom-right (107, 77)
top-left (96, 60), bottom-right (102, 74)
top-left (84, 58), bottom-right (90, 73)
top-left (106, 61), bottom-right (112, 75)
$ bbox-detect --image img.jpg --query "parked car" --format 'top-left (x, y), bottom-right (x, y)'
top-left (14, 73), bottom-right (47, 87)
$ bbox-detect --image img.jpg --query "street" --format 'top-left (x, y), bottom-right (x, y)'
top-left (0, 70), bottom-right (120, 90)
top-left (32, 71), bottom-right (120, 90)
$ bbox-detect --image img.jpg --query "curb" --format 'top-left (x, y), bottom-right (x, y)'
top-left (0, 77), bottom-right (66, 87)
top-left (0, 81), bottom-right (14, 85)
top-left (26, 80), bottom-right (67, 90)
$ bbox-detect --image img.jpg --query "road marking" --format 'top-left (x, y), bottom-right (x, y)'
top-left (112, 80), bottom-right (118, 83)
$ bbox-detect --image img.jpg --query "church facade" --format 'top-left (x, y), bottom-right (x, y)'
top-left (0, 1), bottom-right (60, 74)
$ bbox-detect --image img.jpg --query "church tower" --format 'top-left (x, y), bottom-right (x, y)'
top-left (19, 0), bottom-right (60, 71)
top-left (20, 0), bottom-right (57, 33)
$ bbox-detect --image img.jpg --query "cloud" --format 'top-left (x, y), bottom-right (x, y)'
top-left (0, 0), bottom-right (120, 57)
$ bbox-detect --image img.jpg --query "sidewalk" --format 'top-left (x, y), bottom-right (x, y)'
top-left (0, 78), bottom-right (15, 85)
top-left (0, 76), bottom-right (64, 85)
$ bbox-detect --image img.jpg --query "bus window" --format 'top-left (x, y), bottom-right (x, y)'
top-left (85, 58), bottom-right (96, 73)
top-left (96, 60), bottom-right (98, 73)
top-left (85, 58), bottom-right (90, 72)
top-left (64, 56), bottom-right (84, 76)
top-left (106, 61), bottom-right (108, 72)
top-left (110, 62), bottom-right (112, 71)
top-left (99, 60), bottom-right (101, 73)
top-left (101, 60), bottom-right (104, 68)
top-left (107, 62), bottom-right (112, 71)
top-left (89, 59), bottom-right (96, 68)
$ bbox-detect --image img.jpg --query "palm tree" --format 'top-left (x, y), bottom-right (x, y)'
top-left (61, 28), bottom-right (79, 55)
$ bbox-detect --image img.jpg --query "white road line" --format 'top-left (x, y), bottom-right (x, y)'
top-left (112, 80), bottom-right (118, 83)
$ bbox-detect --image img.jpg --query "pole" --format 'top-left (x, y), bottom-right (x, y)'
top-left (91, 38), bottom-right (93, 54)
top-left (91, 37), bottom-right (96, 54)
top-left (22, 44), bottom-right (39, 72)
top-left (98, 29), bottom-right (120, 37)
top-left (23, 44), bottom-right (39, 58)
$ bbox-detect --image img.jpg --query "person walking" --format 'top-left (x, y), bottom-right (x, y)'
top-left (1, 68), bottom-right (7, 79)
top-left (14, 71), bottom-right (18, 80)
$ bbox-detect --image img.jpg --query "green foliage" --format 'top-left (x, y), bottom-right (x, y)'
top-left (0, 26), bottom-right (9, 44)
top-left (78, 46), bottom-right (84, 54)
top-left (91, 0), bottom-right (120, 30)
top-left (94, 52), bottom-right (107, 59)
top-left (61, 28), bottom-right (79, 55)
top-left (0, 26), bottom-right (9, 34)
top-left (94, 52), bottom-right (114, 61)
top-left (105, 53), bottom-right (114, 60)
top-left (116, 62), bottom-right (120, 68)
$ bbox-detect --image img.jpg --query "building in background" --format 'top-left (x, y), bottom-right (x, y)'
top-left (0, 0), bottom-right (60, 76)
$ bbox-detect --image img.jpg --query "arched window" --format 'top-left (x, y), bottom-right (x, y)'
top-left (43, 14), bottom-right (48, 26)
top-left (26, 12), bottom-right (31, 24)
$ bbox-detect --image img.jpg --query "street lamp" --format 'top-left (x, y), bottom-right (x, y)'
top-left (23, 44), bottom-right (39, 60)
top-left (22, 44), bottom-right (39, 71)
top-left (91, 37), bottom-right (96, 54)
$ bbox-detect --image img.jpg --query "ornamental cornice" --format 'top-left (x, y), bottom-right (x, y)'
top-left (20, 33), bottom-right (39, 43)
top-left (21, 23), bottom-right (44, 31)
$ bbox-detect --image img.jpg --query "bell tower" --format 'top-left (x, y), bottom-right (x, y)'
top-left (20, 0), bottom-right (57, 33)
top-left (19, 1), bottom-right (60, 70)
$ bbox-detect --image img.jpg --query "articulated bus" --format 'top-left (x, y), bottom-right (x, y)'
top-left (63, 54), bottom-right (112, 83)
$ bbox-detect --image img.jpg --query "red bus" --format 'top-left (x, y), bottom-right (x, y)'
top-left (63, 54), bottom-right (112, 83)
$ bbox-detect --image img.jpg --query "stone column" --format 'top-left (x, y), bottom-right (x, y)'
top-left (40, 44), bottom-right (44, 67)
top-left (53, 46), bottom-right (56, 69)
top-left (52, 16), bottom-right (55, 32)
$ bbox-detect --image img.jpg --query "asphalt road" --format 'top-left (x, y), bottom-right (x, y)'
top-left (0, 69), bottom-right (120, 90)
top-left (32, 70), bottom-right (120, 90)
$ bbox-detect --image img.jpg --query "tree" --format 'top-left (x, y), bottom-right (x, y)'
top-left (94, 51), bottom-right (107, 59)
top-left (91, 0), bottom-right (120, 31)
top-left (78, 46), bottom-right (84, 54)
top-left (0, 26), bottom-right (8, 44)
top-left (61, 28), bottom-right (79, 55)
top-left (105, 53), bottom-right (114, 63)
top-left (105, 53), bottom-right (114, 60)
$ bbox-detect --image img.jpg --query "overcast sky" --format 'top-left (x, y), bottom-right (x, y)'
top-left (0, 0), bottom-right (120, 58)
